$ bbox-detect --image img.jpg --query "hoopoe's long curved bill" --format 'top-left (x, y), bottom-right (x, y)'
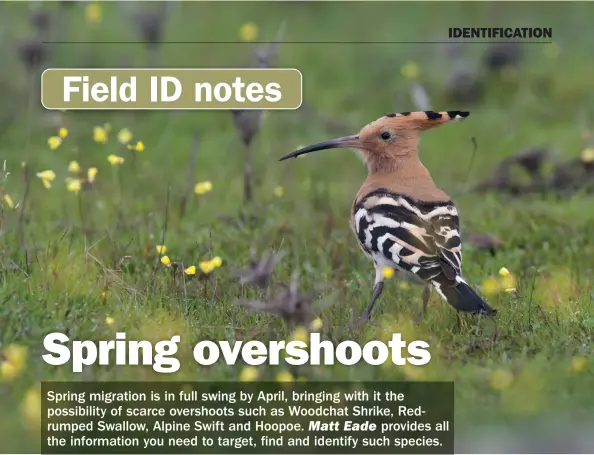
top-left (279, 135), bottom-right (361, 161)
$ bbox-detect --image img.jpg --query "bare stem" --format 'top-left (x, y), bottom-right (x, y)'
top-left (244, 141), bottom-right (254, 204)
top-left (145, 186), bottom-right (171, 295)
top-left (77, 191), bottom-right (87, 240)
top-left (179, 130), bottom-right (200, 222)
top-left (17, 163), bottom-right (30, 251)
top-left (113, 167), bottom-right (124, 234)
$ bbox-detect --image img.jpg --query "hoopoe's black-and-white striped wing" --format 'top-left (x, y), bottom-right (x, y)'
top-left (353, 189), bottom-right (496, 315)
top-left (353, 189), bottom-right (461, 282)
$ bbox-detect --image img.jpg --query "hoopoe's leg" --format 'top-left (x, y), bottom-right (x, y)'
top-left (361, 266), bottom-right (385, 321)
top-left (362, 282), bottom-right (384, 321)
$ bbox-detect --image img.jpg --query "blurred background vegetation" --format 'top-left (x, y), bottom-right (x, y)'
top-left (0, 1), bottom-right (593, 453)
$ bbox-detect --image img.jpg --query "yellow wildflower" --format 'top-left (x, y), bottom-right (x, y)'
top-left (184, 265), bottom-right (196, 276)
top-left (401, 61), bottom-right (420, 80)
top-left (21, 386), bottom-right (41, 430)
top-left (156, 245), bottom-right (167, 254)
top-left (5, 345), bottom-right (27, 370)
top-left (194, 181), bottom-right (213, 195)
top-left (211, 256), bottom-right (223, 268)
top-left (58, 127), bottom-right (68, 139)
top-left (100, 291), bottom-right (107, 301)
top-left (84, 2), bottom-right (102, 25)
top-left (117, 128), bottom-right (132, 145)
top-left (276, 371), bottom-right (294, 383)
top-left (93, 126), bottom-right (108, 143)
top-left (489, 368), bottom-right (514, 390)
top-left (87, 167), bottom-right (98, 183)
top-left (570, 356), bottom-right (588, 373)
top-left (1, 344), bottom-right (27, 382)
top-left (290, 326), bottom-right (310, 344)
top-left (499, 267), bottom-right (511, 276)
top-left (66, 178), bottom-right (82, 193)
top-left (105, 316), bottom-right (115, 326)
top-left (107, 154), bottom-right (124, 166)
top-left (199, 260), bottom-right (215, 274)
top-left (128, 141), bottom-right (144, 152)
top-left (310, 317), bottom-right (323, 331)
top-left (496, 267), bottom-right (517, 292)
top-left (239, 366), bottom-right (259, 382)
top-left (47, 136), bottom-right (62, 150)
top-left (273, 186), bottom-right (284, 197)
top-left (3, 194), bottom-right (14, 209)
top-left (68, 160), bottom-right (81, 173)
top-left (382, 267), bottom-right (395, 279)
top-left (36, 170), bottom-right (56, 189)
top-left (239, 22), bottom-right (258, 42)
top-left (581, 148), bottom-right (594, 163)
top-left (502, 275), bottom-right (517, 293)
top-left (37, 170), bottom-right (56, 181)
top-left (160, 255), bottom-right (171, 266)
top-left (0, 362), bottom-right (18, 382)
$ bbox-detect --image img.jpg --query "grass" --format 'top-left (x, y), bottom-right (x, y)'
top-left (1, 1), bottom-right (594, 452)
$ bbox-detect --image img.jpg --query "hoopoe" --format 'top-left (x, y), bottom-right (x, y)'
top-left (280, 110), bottom-right (497, 321)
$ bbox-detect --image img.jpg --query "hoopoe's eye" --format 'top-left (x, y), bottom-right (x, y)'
top-left (380, 131), bottom-right (392, 141)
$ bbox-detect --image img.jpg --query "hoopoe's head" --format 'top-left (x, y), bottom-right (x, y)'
top-left (280, 111), bottom-right (469, 172)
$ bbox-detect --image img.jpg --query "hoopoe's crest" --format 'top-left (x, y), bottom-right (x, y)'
top-left (281, 110), bottom-right (496, 320)
top-left (361, 110), bottom-right (469, 134)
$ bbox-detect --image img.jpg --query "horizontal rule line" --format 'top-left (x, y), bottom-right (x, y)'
top-left (42, 40), bottom-right (553, 45)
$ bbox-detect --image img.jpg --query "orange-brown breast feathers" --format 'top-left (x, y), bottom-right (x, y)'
top-left (355, 171), bottom-right (450, 207)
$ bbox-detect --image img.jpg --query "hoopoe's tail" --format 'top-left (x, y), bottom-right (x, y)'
top-left (434, 279), bottom-right (497, 315)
